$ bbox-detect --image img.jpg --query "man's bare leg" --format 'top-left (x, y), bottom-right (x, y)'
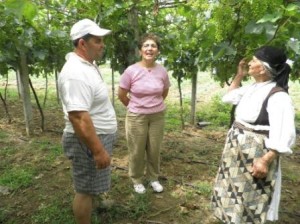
top-left (73, 193), bottom-right (93, 224)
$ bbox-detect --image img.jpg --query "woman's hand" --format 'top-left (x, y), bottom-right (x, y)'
top-left (228, 58), bottom-right (249, 91)
top-left (250, 158), bottom-right (269, 179)
top-left (237, 58), bottom-right (248, 78)
top-left (250, 150), bottom-right (278, 179)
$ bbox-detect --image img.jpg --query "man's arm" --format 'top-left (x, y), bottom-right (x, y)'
top-left (68, 111), bottom-right (110, 169)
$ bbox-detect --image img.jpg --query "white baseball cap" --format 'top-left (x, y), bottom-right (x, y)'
top-left (70, 18), bottom-right (111, 40)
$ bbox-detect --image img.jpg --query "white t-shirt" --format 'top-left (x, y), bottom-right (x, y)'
top-left (58, 53), bottom-right (117, 134)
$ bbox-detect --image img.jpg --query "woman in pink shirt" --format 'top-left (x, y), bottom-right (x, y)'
top-left (118, 33), bottom-right (170, 194)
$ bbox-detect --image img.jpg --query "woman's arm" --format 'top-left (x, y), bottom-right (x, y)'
top-left (118, 87), bottom-right (130, 106)
top-left (251, 150), bottom-right (278, 179)
top-left (251, 93), bottom-right (296, 179)
top-left (162, 88), bottom-right (169, 100)
top-left (228, 59), bottom-right (248, 91)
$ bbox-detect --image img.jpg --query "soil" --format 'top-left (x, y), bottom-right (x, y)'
top-left (0, 90), bottom-right (299, 224)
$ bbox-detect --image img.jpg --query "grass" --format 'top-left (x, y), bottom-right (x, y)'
top-left (31, 199), bottom-right (74, 224)
top-left (0, 130), bottom-right (8, 139)
top-left (282, 172), bottom-right (299, 183)
top-left (0, 166), bottom-right (36, 190)
top-left (194, 181), bottom-right (212, 198)
top-left (32, 139), bottom-right (63, 163)
top-left (0, 146), bottom-right (16, 157)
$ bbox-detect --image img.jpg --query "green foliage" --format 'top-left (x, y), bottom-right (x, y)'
top-left (188, 0), bottom-right (300, 84)
top-left (1, 0), bottom-right (300, 131)
top-left (3, 0), bottom-right (38, 21)
top-left (165, 103), bottom-right (185, 132)
top-left (197, 95), bottom-right (232, 127)
top-left (295, 113), bottom-right (300, 122)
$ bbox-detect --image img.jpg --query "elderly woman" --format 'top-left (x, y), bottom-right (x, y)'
top-left (212, 46), bottom-right (296, 223)
top-left (118, 33), bottom-right (170, 194)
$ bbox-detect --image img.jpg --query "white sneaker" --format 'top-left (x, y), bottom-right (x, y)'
top-left (150, 181), bottom-right (163, 193)
top-left (134, 184), bottom-right (146, 194)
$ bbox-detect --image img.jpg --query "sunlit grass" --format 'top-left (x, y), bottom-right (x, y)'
top-left (31, 199), bottom-right (74, 224)
top-left (0, 166), bottom-right (36, 190)
top-left (282, 172), bottom-right (299, 183)
top-left (32, 139), bottom-right (63, 163)
top-left (0, 146), bottom-right (16, 157)
top-left (194, 181), bottom-right (213, 198)
top-left (0, 130), bottom-right (8, 138)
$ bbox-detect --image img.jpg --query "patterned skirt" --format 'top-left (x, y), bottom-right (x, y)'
top-left (212, 125), bottom-right (278, 224)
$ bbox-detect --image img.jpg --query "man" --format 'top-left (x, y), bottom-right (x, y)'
top-left (58, 18), bottom-right (117, 224)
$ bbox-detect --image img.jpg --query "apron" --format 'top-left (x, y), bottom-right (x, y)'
top-left (212, 124), bottom-right (278, 224)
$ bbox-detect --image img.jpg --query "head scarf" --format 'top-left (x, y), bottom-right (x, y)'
top-left (254, 46), bottom-right (291, 92)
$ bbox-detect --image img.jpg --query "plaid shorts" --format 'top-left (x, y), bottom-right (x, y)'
top-left (62, 132), bottom-right (117, 195)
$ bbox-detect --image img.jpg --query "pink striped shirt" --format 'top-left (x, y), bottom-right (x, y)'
top-left (119, 62), bottom-right (170, 114)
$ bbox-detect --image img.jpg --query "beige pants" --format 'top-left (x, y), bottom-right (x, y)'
top-left (125, 111), bottom-right (165, 184)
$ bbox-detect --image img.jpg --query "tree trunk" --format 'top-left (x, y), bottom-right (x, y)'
top-left (43, 73), bottom-right (48, 107)
top-left (128, 3), bottom-right (140, 62)
top-left (190, 73), bottom-right (197, 125)
top-left (4, 73), bottom-right (8, 101)
top-left (111, 67), bottom-right (115, 107)
top-left (16, 69), bottom-right (21, 99)
top-left (177, 74), bottom-right (185, 130)
top-left (19, 51), bottom-right (33, 136)
top-left (29, 78), bottom-right (44, 132)
top-left (0, 92), bottom-right (11, 123)
top-left (55, 69), bottom-right (59, 104)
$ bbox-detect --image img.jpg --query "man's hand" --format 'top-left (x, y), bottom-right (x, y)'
top-left (93, 149), bottom-right (111, 169)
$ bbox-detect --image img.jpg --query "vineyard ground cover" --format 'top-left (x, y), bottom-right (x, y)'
top-left (0, 68), bottom-right (299, 223)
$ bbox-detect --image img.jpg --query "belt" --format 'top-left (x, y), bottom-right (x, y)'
top-left (233, 121), bottom-right (269, 136)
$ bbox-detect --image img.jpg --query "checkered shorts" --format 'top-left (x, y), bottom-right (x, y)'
top-left (62, 132), bottom-right (117, 195)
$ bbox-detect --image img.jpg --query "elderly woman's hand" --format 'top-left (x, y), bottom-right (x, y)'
top-left (237, 58), bottom-right (248, 78)
top-left (250, 150), bottom-right (278, 179)
top-left (250, 158), bottom-right (269, 179)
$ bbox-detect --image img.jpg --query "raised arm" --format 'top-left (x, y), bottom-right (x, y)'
top-left (228, 59), bottom-right (248, 91)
